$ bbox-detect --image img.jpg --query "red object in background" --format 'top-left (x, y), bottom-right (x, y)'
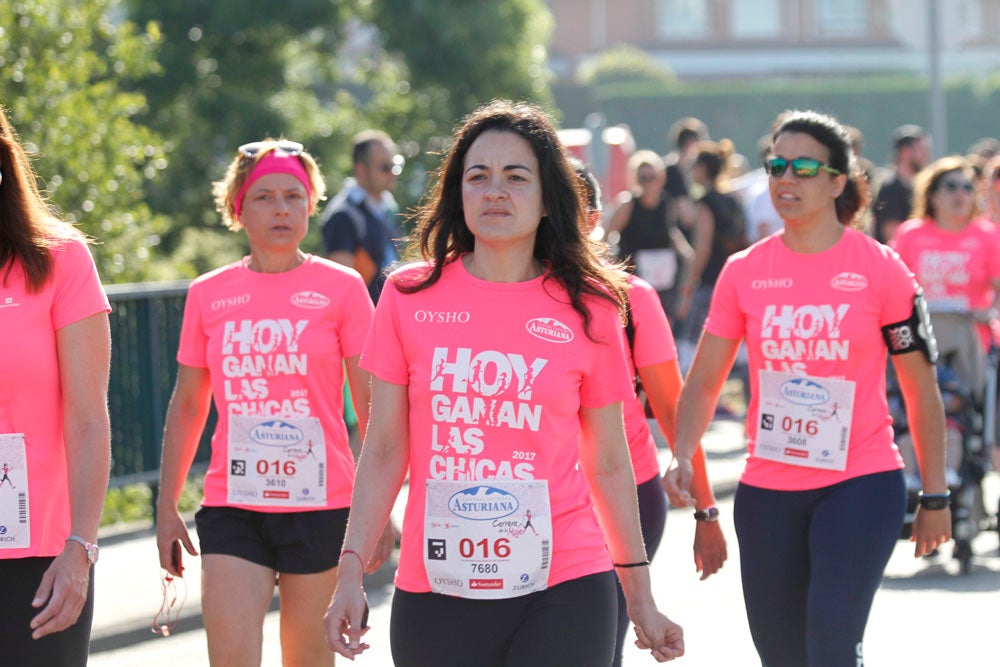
top-left (559, 125), bottom-right (635, 209)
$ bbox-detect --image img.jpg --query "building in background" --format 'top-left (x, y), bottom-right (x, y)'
top-left (547, 0), bottom-right (1000, 80)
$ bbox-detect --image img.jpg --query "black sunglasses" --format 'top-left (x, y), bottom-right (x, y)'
top-left (238, 140), bottom-right (304, 158)
top-left (940, 179), bottom-right (974, 193)
top-left (371, 155), bottom-right (405, 176)
top-left (765, 157), bottom-right (841, 178)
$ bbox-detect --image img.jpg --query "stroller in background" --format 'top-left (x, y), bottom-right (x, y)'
top-left (887, 311), bottom-right (998, 574)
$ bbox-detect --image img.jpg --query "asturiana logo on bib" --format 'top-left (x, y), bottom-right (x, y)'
top-left (525, 318), bottom-right (573, 343)
top-left (779, 378), bottom-right (831, 406)
top-left (249, 420), bottom-right (305, 446)
top-left (449, 486), bottom-right (520, 521)
top-left (291, 291), bottom-right (330, 309)
top-left (830, 272), bottom-right (868, 292)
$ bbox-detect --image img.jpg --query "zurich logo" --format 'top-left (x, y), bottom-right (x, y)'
top-left (249, 420), bottom-right (305, 447)
top-left (448, 486), bottom-right (520, 521)
top-left (779, 378), bottom-right (830, 406)
top-left (0, 526), bottom-right (6, 535)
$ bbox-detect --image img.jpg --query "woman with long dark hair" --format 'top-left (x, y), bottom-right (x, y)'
top-left (325, 100), bottom-right (684, 665)
top-left (666, 110), bottom-right (951, 667)
top-left (0, 104), bottom-right (111, 665)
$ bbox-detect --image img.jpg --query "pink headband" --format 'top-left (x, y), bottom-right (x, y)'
top-left (234, 150), bottom-right (312, 218)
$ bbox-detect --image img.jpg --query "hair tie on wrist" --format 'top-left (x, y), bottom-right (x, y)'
top-left (612, 560), bottom-right (650, 569)
top-left (340, 549), bottom-right (365, 568)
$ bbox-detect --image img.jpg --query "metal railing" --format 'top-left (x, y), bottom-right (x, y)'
top-left (105, 280), bottom-right (214, 489)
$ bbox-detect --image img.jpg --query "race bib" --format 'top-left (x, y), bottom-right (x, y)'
top-left (754, 370), bottom-right (855, 471)
top-left (0, 434), bottom-right (30, 548)
top-left (634, 248), bottom-right (678, 291)
top-left (424, 480), bottom-right (551, 600)
top-left (227, 415), bottom-right (327, 508)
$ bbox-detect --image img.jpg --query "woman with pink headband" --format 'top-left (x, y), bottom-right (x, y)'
top-left (155, 139), bottom-right (392, 665)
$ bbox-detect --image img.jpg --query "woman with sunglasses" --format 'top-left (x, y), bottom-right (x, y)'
top-left (156, 139), bottom-right (389, 666)
top-left (0, 105), bottom-right (111, 665)
top-left (325, 100), bottom-right (684, 665)
top-left (665, 110), bottom-right (951, 667)
top-left (891, 156), bottom-right (1000, 392)
top-left (606, 150), bottom-right (693, 323)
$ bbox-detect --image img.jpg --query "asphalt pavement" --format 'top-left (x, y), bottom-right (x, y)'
top-left (88, 417), bottom-right (749, 656)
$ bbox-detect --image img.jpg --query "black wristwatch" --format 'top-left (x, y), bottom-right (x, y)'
top-left (694, 506), bottom-right (719, 522)
top-left (918, 491), bottom-right (950, 510)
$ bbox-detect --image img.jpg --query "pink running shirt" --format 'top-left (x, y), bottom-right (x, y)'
top-left (706, 228), bottom-right (914, 491)
top-left (623, 275), bottom-right (678, 485)
top-left (177, 255), bottom-right (373, 511)
top-left (362, 258), bottom-right (634, 593)
top-left (0, 235), bottom-right (110, 558)
top-left (891, 217), bottom-right (1000, 312)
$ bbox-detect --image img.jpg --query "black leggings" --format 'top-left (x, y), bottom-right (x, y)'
top-left (390, 570), bottom-right (618, 667)
top-left (734, 470), bottom-right (905, 667)
top-left (0, 557), bottom-right (95, 667)
top-left (613, 473), bottom-right (668, 667)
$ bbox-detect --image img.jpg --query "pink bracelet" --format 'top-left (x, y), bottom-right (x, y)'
top-left (340, 549), bottom-right (365, 568)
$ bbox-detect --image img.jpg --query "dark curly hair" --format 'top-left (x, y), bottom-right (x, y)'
top-left (399, 99), bottom-right (628, 339)
top-left (772, 110), bottom-right (871, 227)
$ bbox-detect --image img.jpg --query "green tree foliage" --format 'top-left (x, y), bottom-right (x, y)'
top-left (124, 0), bottom-right (358, 274)
top-left (575, 44), bottom-right (677, 89)
top-left (123, 0), bottom-right (555, 276)
top-left (369, 0), bottom-right (554, 129)
top-left (0, 0), bottom-right (171, 282)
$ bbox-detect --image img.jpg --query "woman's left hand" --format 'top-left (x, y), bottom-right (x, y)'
top-left (912, 506), bottom-right (952, 557)
top-left (367, 518), bottom-right (399, 574)
top-left (631, 604), bottom-right (685, 662)
top-left (693, 520), bottom-right (727, 580)
top-left (30, 545), bottom-right (91, 639)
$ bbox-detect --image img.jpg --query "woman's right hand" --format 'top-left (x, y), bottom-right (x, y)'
top-left (662, 457), bottom-right (695, 507)
top-left (631, 603), bottom-right (685, 662)
top-left (324, 580), bottom-right (371, 659)
top-left (155, 506), bottom-right (198, 577)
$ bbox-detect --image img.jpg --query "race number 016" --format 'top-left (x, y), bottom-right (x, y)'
top-left (782, 417), bottom-right (818, 436)
top-left (459, 537), bottom-right (511, 559)
top-left (257, 459), bottom-right (297, 476)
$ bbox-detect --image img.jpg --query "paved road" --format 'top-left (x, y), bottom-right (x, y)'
top-left (89, 420), bottom-right (1000, 665)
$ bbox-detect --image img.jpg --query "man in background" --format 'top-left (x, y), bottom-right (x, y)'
top-left (872, 124), bottom-right (930, 243)
top-left (321, 129), bottom-right (403, 303)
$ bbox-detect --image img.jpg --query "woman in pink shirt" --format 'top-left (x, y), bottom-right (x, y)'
top-left (155, 139), bottom-right (385, 666)
top-left (575, 160), bottom-right (727, 667)
top-left (0, 105), bottom-right (111, 664)
top-left (891, 156), bottom-right (1000, 394)
top-left (325, 101), bottom-right (684, 665)
top-left (666, 110), bottom-right (951, 667)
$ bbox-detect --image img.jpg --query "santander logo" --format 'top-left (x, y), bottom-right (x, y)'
top-left (830, 272), bottom-right (868, 292)
top-left (525, 318), bottom-right (574, 343)
top-left (291, 291), bottom-right (330, 309)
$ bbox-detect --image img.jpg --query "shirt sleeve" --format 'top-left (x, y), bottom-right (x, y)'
top-left (322, 209), bottom-right (361, 255)
top-left (985, 224), bottom-right (1000, 281)
top-left (50, 236), bottom-right (111, 330)
top-left (629, 277), bottom-right (678, 367)
top-left (176, 280), bottom-right (209, 368)
top-left (360, 278), bottom-right (409, 385)
top-left (337, 271), bottom-right (375, 358)
top-left (879, 246), bottom-right (921, 326)
top-left (580, 299), bottom-right (634, 408)
top-left (703, 257), bottom-right (746, 340)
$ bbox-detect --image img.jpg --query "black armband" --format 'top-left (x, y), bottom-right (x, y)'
top-left (881, 289), bottom-right (939, 364)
